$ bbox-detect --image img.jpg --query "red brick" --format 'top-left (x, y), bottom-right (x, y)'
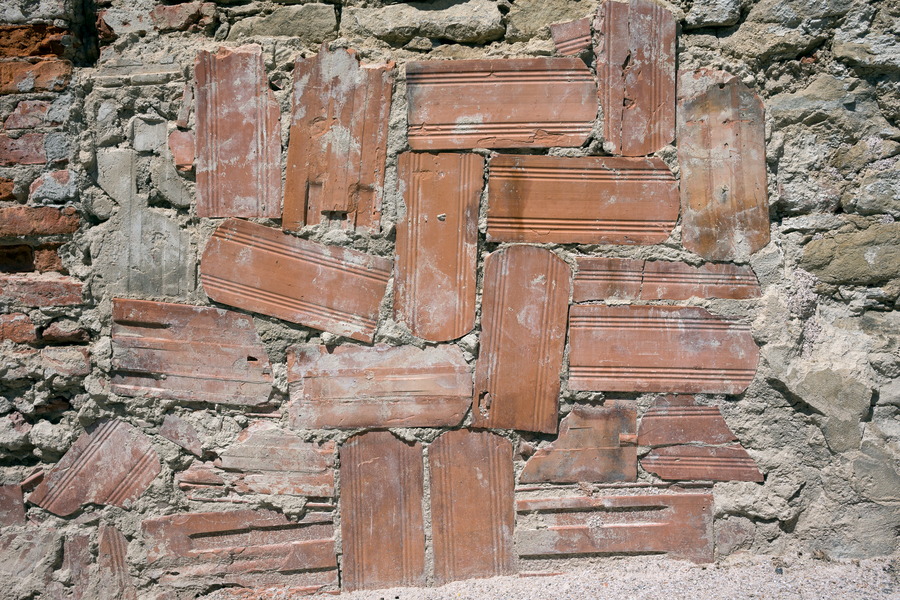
top-left (4, 100), bottom-right (53, 129)
top-left (0, 25), bottom-right (67, 58)
top-left (28, 419), bottom-right (161, 516)
top-left (0, 60), bottom-right (72, 94)
top-left (0, 245), bottom-right (33, 272)
top-left (32, 244), bottom-right (64, 273)
top-left (0, 206), bottom-right (78, 236)
top-left (0, 273), bottom-right (82, 307)
top-left (0, 133), bottom-right (45, 165)
top-left (159, 414), bottom-right (203, 457)
top-left (41, 346), bottom-right (90, 377)
top-left (642, 445), bottom-right (764, 482)
top-left (150, 1), bottom-right (215, 32)
top-left (550, 17), bottom-right (592, 56)
top-left (0, 177), bottom-right (13, 201)
top-left (0, 313), bottom-right (37, 343)
top-left (0, 485), bottom-right (25, 526)
top-left (39, 320), bottom-right (88, 344)
top-left (637, 395), bottom-right (739, 446)
top-left (167, 129), bottom-right (194, 172)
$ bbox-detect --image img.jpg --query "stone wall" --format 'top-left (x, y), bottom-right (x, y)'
top-left (0, 0), bottom-right (898, 598)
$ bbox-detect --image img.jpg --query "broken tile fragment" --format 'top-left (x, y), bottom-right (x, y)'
top-left (550, 17), bottom-right (592, 56)
top-left (473, 245), bottom-right (571, 434)
top-left (430, 429), bottom-right (515, 584)
top-left (638, 395), bottom-right (739, 446)
top-left (594, 0), bottom-right (676, 156)
top-left (678, 69), bottom-right (769, 261)
top-left (340, 431), bottom-right (425, 591)
top-left (0, 529), bottom-right (59, 599)
top-left (288, 344), bottom-right (472, 429)
top-left (487, 155), bottom-right (678, 244)
top-left (283, 47), bottom-right (393, 231)
top-left (642, 445), bottom-right (764, 482)
top-left (28, 419), bottom-right (160, 516)
top-left (200, 218), bottom-right (392, 343)
top-left (167, 129), bottom-right (194, 173)
top-left (159, 414), bottom-right (203, 456)
top-left (516, 492), bottom-right (713, 563)
top-left (394, 152), bottom-right (482, 342)
top-left (95, 525), bottom-right (137, 600)
top-left (194, 45), bottom-right (280, 217)
top-left (568, 305), bottom-right (759, 394)
top-left (406, 58), bottom-right (597, 150)
top-left (0, 484), bottom-right (25, 526)
top-left (520, 405), bottom-right (637, 483)
top-left (110, 298), bottom-right (274, 406)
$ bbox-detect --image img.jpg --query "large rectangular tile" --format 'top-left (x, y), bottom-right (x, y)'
top-left (394, 152), bottom-right (482, 342)
top-left (406, 58), bottom-right (597, 150)
top-left (486, 155), bottom-right (678, 244)
top-left (287, 344), bottom-right (472, 429)
top-left (567, 305), bottom-right (759, 394)
top-left (200, 218), bottom-right (392, 343)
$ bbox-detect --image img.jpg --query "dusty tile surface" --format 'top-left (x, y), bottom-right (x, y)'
top-left (159, 414), bottom-right (203, 456)
top-left (0, 484), bottom-right (25, 526)
top-left (394, 152), bottom-right (482, 342)
top-left (638, 395), bottom-right (739, 446)
top-left (96, 525), bottom-right (137, 600)
top-left (573, 257), bottom-right (645, 302)
top-left (550, 17), bottom-right (592, 56)
top-left (642, 445), bottom-right (764, 482)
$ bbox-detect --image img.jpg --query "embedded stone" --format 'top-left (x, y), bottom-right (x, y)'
top-left (341, 0), bottom-right (504, 45)
top-left (227, 4), bottom-right (336, 43)
top-left (29, 170), bottom-right (76, 204)
top-left (41, 346), bottom-right (90, 377)
top-left (642, 445), bottom-right (764, 482)
top-left (167, 129), bottom-right (194, 173)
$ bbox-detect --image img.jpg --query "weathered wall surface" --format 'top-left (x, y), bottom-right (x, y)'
top-left (0, 0), bottom-right (898, 598)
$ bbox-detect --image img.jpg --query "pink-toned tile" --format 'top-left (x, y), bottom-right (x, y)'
top-left (550, 17), bottom-right (592, 56)
top-left (573, 257), bottom-right (644, 302)
top-left (637, 395), bottom-right (739, 446)
top-left (159, 414), bottom-right (203, 457)
top-left (642, 445), bottom-right (764, 482)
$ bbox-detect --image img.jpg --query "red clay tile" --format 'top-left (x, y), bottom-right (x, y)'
top-left (406, 58), bottom-right (597, 150)
top-left (678, 69), bottom-right (769, 261)
top-left (486, 155), bottom-right (678, 244)
top-left (4, 100), bottom-right (54, 129)
top-left (40, 320), bottom-right (88, 343)
top-left (97, 525), bottom-right (137, 600)
top-left (194, 45), bottom-right (280, 218)
top-left (283, 47), bottom-right (393, 232)
top-left (516, 492), bottom-right (713, 562)
top-left (0, 60), bottom-right (72, 95)
top-left (594, 0), bottom-right (675, 156)
top-left (0, 313), bottom-right (37, 344)
top-left (0, 206), bottom-right (79, 236)
top-left (638, 395), bottom-right (738, 446)
top-left (288, 344), bottom-right (471, 429)
top-left (167, 129), bottom-right (194, 173)
top-left (0, 25), bottom-right (67, 58)
top-left (573, 257), bottom-right (644, 302)
top-left (41, 346), bottom-right (90, 377)
top-left (28, 419), bottom-right (160, 516)
top-left (473, 245), bottom-right (571, 434)
top-left (62, 534), bottom-right (91, 600)
top-left (340, 431), bottom-right (425, 591)
top-left (550, 17), bottom-right (592, 56)
top-left (159, 414), bottom-right (203, 457)
top-left (430, 429), bottom-right (515, 584)
top-left (567, 305), bottom-right (759, 394)
top-left (394, 152), bottom-right (482, 341)
top-left (0, 485), bottom-right (25, 526)
top-left (110, 298), bottom-right (274, 406)
top-left (0, 133), bottom-right (45, 165)
top-left (200, 218), bottom-right (391, 343)
top-left (642, 445), bottom-right (763, 482)
top-left (520, 405), bottom-right (637, 483)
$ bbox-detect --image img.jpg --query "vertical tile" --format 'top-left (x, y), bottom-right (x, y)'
top-left (96, 525), bottom-right (137, 600)
top-left (642, 445), bottom-right (764, 482)
top-left (0, 485), bottom-right (25, 526)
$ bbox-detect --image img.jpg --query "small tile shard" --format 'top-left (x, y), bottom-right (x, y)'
top-left (678, 69), bottom-right (769, 261)
top-left (28, 419), bottom-right (160, 516)
top-left (287, 344), bottom-right (472, 429)
top-left (568, 305), bottom-right (759, 394)
top-left (0, 485), bottom-right (25, 526)
top-left (110, 298), bottom-right (274, 406)
top-left (340, 431), bottom-right (425, 591)
top-left (200, 218), bottom-right (391, 343)
top-left (283, 46), bottom-right (393, 232)
top-left (95, 525), bottom-right (137, 600)
top-left (486, 155), bottom-right (678, 245)
top-left (473, 245), bottom-right (571, 434)
top-left (394, 152), bottom-right (482, 342)
top-left (550, 17), bottom-right (592, 56)
top-left (194, 44), bottom-right (281, 218)
top-left (159, 414), bottom-right (203, 456)
top-left (520, 405), bottom-right (637, 483)
top-left (406, 58), bottom-right (597, 150)
top-left (642, 445), bottom-right (764, 482)
top-left (638, 395), bottom-right (739, 446)
top-left (594, 0), bottom-right (676, 156)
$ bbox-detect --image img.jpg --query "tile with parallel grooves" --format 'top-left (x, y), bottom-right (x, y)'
top-left (594, 0), bottom-right (676, 156)
top-left (200, 218), bottom-right (392, 343)
top-left (110, 298), bottom-right (274, 406)
top-left (430, 429), bottom-right (515, 585)
top-left (287, 344), bottom-right (472, 429)
top-left (284, 47), bottom-right (393, 232)
top-left (28, 419), bottom-right (160, 516)
top-left (567, 305), bottom-right (759, 394)
top-left (340, 431), bottom-right (425, 591)
top-left (550, 17), bottom-right (592, 56)
top-left (473, 245), bottom-right (571, 434)
top-left (486, 155), bottom-right (678, 245)
top-left (573, 257), bottom-right (645, 302)
top-left (395, 152), bottom-right (482, 342)
top-left (642, 445), bottom-right (764, 482)
top-left (520, 405), bottom-right (637, 483)
top-left (678, 69), bottom-right (769, 261)
top-left (638, 395), bottom-right (739, 446)
top-left (406, 58), bottom-right (597, 150)
top-left (97, 525), bottom-right (137, 600)
top-left (516, 491), bottom-right (714, 563)
top-left (194, 44), bottom-right (281, 218)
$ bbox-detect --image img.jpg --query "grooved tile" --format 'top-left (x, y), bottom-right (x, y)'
top-left (638, 395), bottom-right (739, 446)
top-left (96, 525), bottom-right (137, 600)
top-left (406, 58), bottom-right (597, 150)
top-left (28, 419), bottom-right (160, 516)
top-left (110, 298), bottom-right (274, 406)
top-left (429, 429), bottom-right (515, 584)
top-left (678, 69), bottom-right (769, 261)
top-left (573, 257), bottom-right (645, 302)
top-left (568, 305), bottom-right (759, 394)
top-left (194, 44), bottom-right (280, 218)
top-left (200, 218), bottom-right (392, 343)
top-left (516, 492), bottom-right (714, 563)
top-left (473, 245), bottom-right (571, 434)
top-left (283, 47), bottom-right (393, 231)
top-left (520, 405), bottom-right (637, 483)
top-left (395, 152), bottom-right (482, 342)
top-left (486, 155), bottom-right (678, 244)
top-left (642, 445), bottom-right (764, 482)
top-left (594, 0), bottom-right (676, 156)
top-left (287, 344), bottom-right (472, 429)
top-left (550, 17), bottom-right (592, 56)
top-left (340, 431), bottom-right (425, 591)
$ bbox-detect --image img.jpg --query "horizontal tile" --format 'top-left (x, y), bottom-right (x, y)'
top-left (637, 395), bottom-right (738, 446)
top-left (550, 17), bottom-right (592, 56)
top-left (642, 445), bottom-right (764, 482)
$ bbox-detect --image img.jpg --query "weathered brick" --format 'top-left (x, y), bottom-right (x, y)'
top-left (4, 100), bottom-right (53, 129)
top-left (0, 273), bottom-right (82, 307)
top-left (0, 133), bottom-right (46, 165)
top-left (150, 1), bottom-right (216, 32)
top-left (0, 60), bottom-right (72, 94)
top-left (41, 346), bottom-right (90, 377)
top-left (32, 244), bottom-right (64, 272)
top-left (40, 320), bottom-right (88, 344)
top-left (0, 313), bottom-right (37, 343)
top-left (0, 206), bottom-right (79, 236)
top-left (0, 25), bottom-right (67, 58)
top-left (167, 129), bottom-right (194, 172)
top-left (0, 245), bottom-right (33, 272)
top-left (0, 177), bottom-right (13, 201)
top-left (0, 485), bottom-right (25, 526)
